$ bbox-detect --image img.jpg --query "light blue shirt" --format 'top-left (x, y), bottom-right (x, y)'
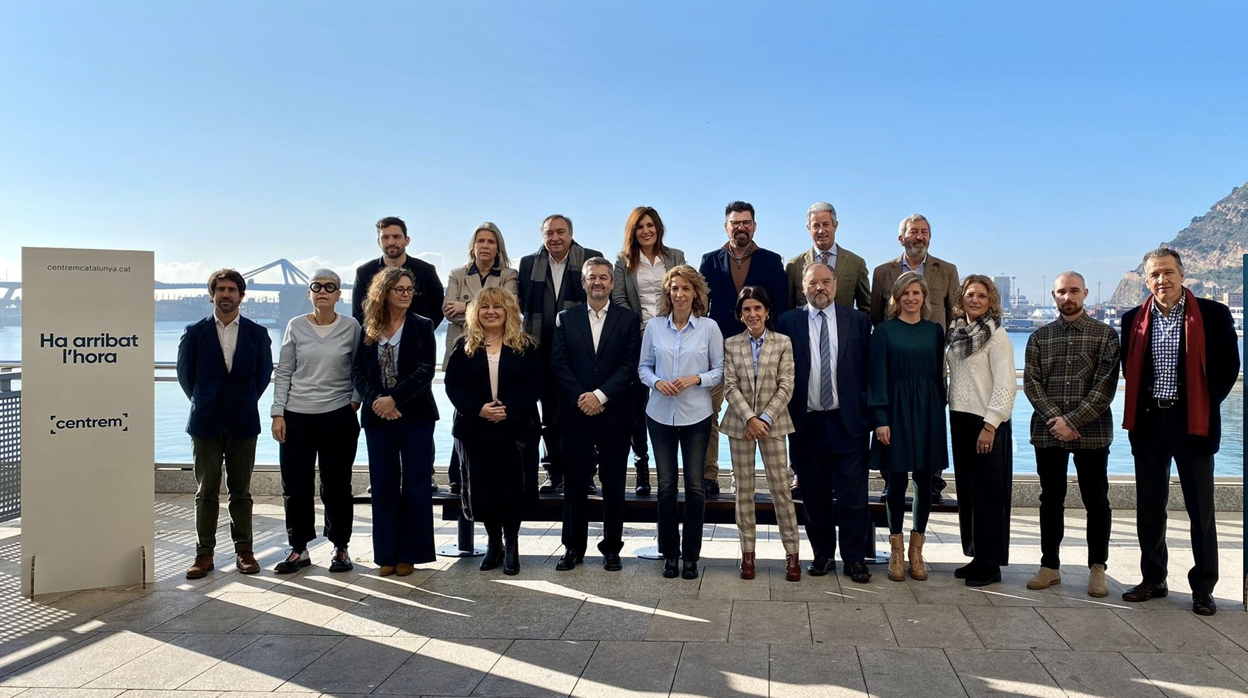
top-left (747, 330), bottom-right (773, 426)
top-left (639, 314), bottom-right (724, 426)
top-left (901, 255), bottom-right (927, 277)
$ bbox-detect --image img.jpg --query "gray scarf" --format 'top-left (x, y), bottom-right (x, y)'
top-left (522, 242), bottom-right (588, 341)
top-left (947, 315), bottom-right (1000, 358)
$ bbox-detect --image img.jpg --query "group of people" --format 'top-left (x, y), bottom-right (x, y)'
top-left (176, 202), bottom-right (1239, 616)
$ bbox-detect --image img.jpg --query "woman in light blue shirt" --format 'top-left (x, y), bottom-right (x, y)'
top-left (638, 264), bottom-right (723, 580)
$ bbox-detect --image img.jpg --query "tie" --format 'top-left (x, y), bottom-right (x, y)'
top-left (380, 343), bottom-right (397, 389)
top-left (818, 312), bottom-right (833, 410)
top-left (819, 251), bottom-right (831, 267)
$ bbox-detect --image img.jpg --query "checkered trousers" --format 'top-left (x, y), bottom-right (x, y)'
top-left (729, 434), bottom-right (800, 555)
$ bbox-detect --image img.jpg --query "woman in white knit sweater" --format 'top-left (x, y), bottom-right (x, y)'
top-left (946, 275), bottom-right (1016, 587)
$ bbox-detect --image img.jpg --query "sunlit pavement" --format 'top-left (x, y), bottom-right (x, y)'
top-left (0, 494), bottom-right (1245, 697)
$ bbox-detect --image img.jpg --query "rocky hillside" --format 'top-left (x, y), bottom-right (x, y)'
top-left (1109, 180), bottom-right (1248, 306)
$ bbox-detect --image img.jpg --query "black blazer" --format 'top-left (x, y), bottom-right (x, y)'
top-left (774, 304), bottom-right (872, 437)
top-left (549, 304), bottom-right (641, 425)
top-left (351, 312), bottom-right (440, 429)
top-left (351, 256), bottom-right (445, 331)
top-left (177, 314), bottom-right (273, 439)
top-left (1121, 296), bottom-right (1240, 456)
top-left (516, 243), bottom-right (603, 347)
top-left (444, 339), bottom-right (542, 443)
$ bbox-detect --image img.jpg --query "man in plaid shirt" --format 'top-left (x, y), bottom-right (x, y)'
top-left (1022, 271), bottom-right (1120, 598)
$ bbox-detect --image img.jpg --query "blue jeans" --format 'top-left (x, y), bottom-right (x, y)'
top-left (365, 419), bottom-right (436, 566)
top-left (648, 416), bottom-right (711, 561)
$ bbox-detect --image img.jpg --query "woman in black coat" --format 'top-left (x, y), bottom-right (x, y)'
top-left (444, 286), bottom-right (542, 576)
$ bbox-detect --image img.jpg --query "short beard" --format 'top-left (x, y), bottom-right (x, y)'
top-left (904, 242), bottom-right (926, 259)
top-left (806, 294), bottom-right (832, 310)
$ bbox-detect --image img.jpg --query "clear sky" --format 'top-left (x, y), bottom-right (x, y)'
top-left (2, 1), bottom-right (1246, 304)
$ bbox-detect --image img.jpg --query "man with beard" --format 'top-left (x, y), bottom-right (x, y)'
top-left (518, 214), bottom-right (603, 493)
top-left (1119, 248), bottom-right (1239, 616)
top-left (178, 269), bottom-right (274, 579)
top-left (550, 258), bottom-right (641, 570)
top-left (698, 201), bottom-right (789, 495)
top-left (352, 216), bottom-right (445, 330)
top-left (869, 214), bottom-right (959, 501)
top-left (785, 202), bottom-right (871, 313)
top-left (775, 262), bottom-right (873, 583)
top-left (1022, 271), bottom-right (1120, 598)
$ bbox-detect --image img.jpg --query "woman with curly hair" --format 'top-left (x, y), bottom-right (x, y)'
top-left (444, 286), bottom-right (542, 576)
top-left (351, 266), bottom-right (439, 576)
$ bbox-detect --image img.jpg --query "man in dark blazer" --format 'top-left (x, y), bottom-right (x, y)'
top-left (698, 201), bottom-right (789, 495)
top-left (1118, 248), bottom-right (1239, 616)
top-left (352, 216), bottom-right (444, 330)
top-left (550, 257), bottom-right (642, 571)
top-left (776, 262), bottom-right (873, 583)
top-left (517, 214), bottom-right (603, 493)
top-left (785, 202), bottom-right (870, 313)
top-left (177, 269), bottom-right (273, 579)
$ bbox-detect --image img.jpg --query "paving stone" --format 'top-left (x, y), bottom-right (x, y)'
top-left (560, 597), bottom-right (658, 641)
top-left (885, 604), bottom-right (984, 649)
top-left (766, 569), bottom-right (848, 603)
top-left (1213, 653), bottom-right (1248, 684)
top-left (1034, 650), bottom-right (1166, 697)
top-left (0, 631), bottom-right (99, 677)
top-left (1201, 610), bottom-right (1248, 652)
top-left (281, 635), bottom-right (426, 694)
top-left (945, 649), bottom-right (1065, 697)
top-left (1124, 652), bottom-right (1248, 698)
top-left (1037, 607), bottom-right (1158, 652)
top-left (34, 590), bottom-right (148, 630)
top-left (114, 691), bottom-right (223, 697)
top-left (728, 600), bottom-right (810, 644)
top-left (696, 564), bottom-right (772, 601)
top-left (396, 595), bottom-right (584, 640)
top-left (232, 592), bottom-right (358, 634)
top-left (621, 564), bottom-right (704, 599)
top-left (959, 606), bottom-right (1070, 651)
top-left (859, 647), bottom-right (966, 697)
top-left (911, 584), bottom-right (995, 606)
top-left (91, 592), bottom-right (211, 632)
top-left (86, 632), bottom-right (256, 690)
top-left (571, 640), bottom-right (681, 698)
top-left (670, 642), bottom-right (769, 698)
top-left (375, 638), bottom-right (511, 696)
top-left (1116, 609), bottom-right (1245, 654)
top-left (148, 592), bottom-right (286, 634)
top-left (830, 576), bottom-right (918, 605)
top-left (808, 603), bottom-right (897, 648)
top-left (473, 639), bottom-right (596, 697)
top-left (178, 634), bottom-right (341, 692)
top-left (0, 631), bottom-right (177, 688)
top-left (5, 689), bottom-right (125, 697)
top-left (766, 644), bottom-right (867, 697)
top-left (643, 599), bottom-right (733, 643)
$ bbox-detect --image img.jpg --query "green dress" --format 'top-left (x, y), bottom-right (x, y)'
top-left (868, 318), bottom-right (949, 474)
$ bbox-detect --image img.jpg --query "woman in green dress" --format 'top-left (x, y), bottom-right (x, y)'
top-left (869, 271), bottom-right (948, 583)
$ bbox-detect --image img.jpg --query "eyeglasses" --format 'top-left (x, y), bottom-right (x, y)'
top-left (391, 286), bottom-right (417, 296)
top-left (309, 282), bottom-right (339, 293)
top-left (728, 221), bottom-right (755, 229)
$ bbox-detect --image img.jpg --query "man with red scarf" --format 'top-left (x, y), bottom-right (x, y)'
top-left (1119, 248), bottom-right (1239, 616)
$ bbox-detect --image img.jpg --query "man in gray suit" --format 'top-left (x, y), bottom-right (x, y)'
top-left (868, 214), bottom-right (959, 330)
top-left (785, 202), bottom-right (870, 313)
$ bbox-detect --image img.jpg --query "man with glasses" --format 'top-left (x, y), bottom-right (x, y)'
top-left (698, 201), bottom-right (789, 495)
top-left (352, 216), bottom-right (445, 330)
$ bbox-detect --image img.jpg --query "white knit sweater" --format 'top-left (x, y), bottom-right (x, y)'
top-left (946, 327), bottom-right (1016, 427)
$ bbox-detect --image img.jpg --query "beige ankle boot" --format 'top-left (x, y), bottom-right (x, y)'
top-left (888, 534), bottom-right (906, 582)
top-left (908, 531), bottom-right (928, 581)
top-left (1088, 564), bottom-right (1108, 598)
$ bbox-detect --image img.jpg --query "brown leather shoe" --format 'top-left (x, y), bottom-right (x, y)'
top-left (235, 552), bottom-right (260, 575)
top-left (396, 562), bottom-right (415, 577)
top-left (186, 554), bottom-right (214, 579)
top-left (740, 552), bottom-right (756, 580)
top-left (379, 565), bottom-right (397, 577)
top-left (785, 553), bottom-right (801, 582)
top-left (1122, 581), bottom-right (1168, 602)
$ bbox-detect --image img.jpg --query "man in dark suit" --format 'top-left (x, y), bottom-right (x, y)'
top-left (1119, 248), bottom-right (1239, 616)
top-left (785, 202), bottom-right (871, 313)
top-left (550, 257), bottom-right (642, 571)
top-left (776, 262), bottom-right (873, 583)
top-left (518, 214), bottom-right (603, 493)
top-left (352, 216), bottom-right (444, 329)
top-left (698, 201), bottom-right (789, 495)
top-left (177, 269), bottom-right (274, 579)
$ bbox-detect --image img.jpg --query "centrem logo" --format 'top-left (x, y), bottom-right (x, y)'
top-left (50, 413), bottom-right (129, 434)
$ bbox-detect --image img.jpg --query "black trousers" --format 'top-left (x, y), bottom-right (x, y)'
top-left (539, 382), bottom-right (564, 477)
top-left (650, 416), bottom-right (710, 561)
top-left (1130, 406), bottom-right (1219, 594)
top-left (561, 413), bottom-right (630, 555)
top-left (788, 410), bottom-right (870, 563)
top-left (949, 412), bottom-right (1012, 566)
top-left (279, 405), bottom-right (360, 551)
top-left (1035, 445), bottom-right (1111, 569)
top-left (630, 380), bottom-right (651, 466)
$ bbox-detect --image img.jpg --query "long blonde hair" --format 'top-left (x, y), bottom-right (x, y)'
top-left (657, 264), bottom-right (710, 318)
top-left (362, 267), bottom-right (415, 345)
top-left (461, 286), bottom-right (535, 357)
top-left (886, 271), bottom-right (930, 320)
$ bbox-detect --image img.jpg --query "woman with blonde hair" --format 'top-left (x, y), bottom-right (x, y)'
top-left (638, 264), bottom-right (723, 580)
top-left (351, 266), bottom-right (440, 576)
top-left (444, 286), bottom-right (542, 576)
top-left (946, 274), bottom-right (1015, 586)
top-left (868, 271), bottom-right (948, 582)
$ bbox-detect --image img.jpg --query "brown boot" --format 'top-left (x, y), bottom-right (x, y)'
top-left (785, 553), bottom-right (801, 582)
top-left (908, 531), bottom-right (928, 581)
top-left (186, 554), bottom-right (214, 580)
top-left (888, 534), bottom-right (905, 582)
top-left (740, 552), bottom-right (756, 580)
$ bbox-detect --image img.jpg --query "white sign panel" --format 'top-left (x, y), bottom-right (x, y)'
top-left (21, 248), bottom-right (155, 595)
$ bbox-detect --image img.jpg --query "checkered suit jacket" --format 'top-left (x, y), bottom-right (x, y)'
top-left (720, 330), bottom-right (796, 439)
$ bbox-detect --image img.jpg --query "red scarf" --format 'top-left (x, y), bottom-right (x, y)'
top-left (1122, 287), bottom-right (1210, 436)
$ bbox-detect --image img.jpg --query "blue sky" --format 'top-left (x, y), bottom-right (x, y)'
top-left (2, 1), bottom-right (1246, 304)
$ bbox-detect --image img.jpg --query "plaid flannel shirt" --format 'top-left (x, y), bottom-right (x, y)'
top-left (1023, 313), bottom-right (1121, 449)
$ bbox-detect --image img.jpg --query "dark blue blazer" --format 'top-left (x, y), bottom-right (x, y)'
top-left (177, 314), bottom-right (273, 439)
top-left (352, 312), bottom-right (440, 429)
top-left (774, 304), bottom-right (871, 437)
top-left (549, 304), bottom-right (641, 426)
top-left (699, 246), bottom-right (789, 340)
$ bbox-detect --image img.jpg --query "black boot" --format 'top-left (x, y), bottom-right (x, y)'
top-left (480, 523), bottom-right (503, 571)
top-left (635, 460), bottom-right (651, 496)
top-left (503, 524), bottom-right (520, 576)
